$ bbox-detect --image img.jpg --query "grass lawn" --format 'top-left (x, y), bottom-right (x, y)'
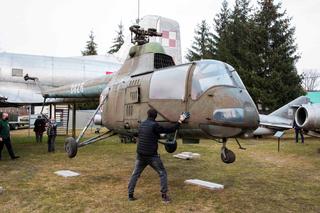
top-left (0, 130), bottom-right (319, 213)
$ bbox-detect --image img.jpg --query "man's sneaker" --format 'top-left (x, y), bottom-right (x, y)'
top-left (128, 194), bottom-right (137, 201)
top-left (161, 193), bottom-right (171, 204)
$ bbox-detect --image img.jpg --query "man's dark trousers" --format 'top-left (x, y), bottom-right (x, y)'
top-left (0, 138), bottom-right (15, 159)
top-left (36, 132), bottom-right (43, 143)
top-left (48, 136), bottom-right (56, 152)
top-left (128, 154), bottom-right (168, 195)
top-left (295, 129), bottom-right (304, 143)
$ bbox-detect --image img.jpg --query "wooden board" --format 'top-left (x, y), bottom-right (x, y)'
top-left (185, 179), bottom-right (224, 190)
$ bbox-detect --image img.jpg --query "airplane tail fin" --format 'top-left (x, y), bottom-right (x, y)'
top-left (269, 96), bottom-right (310, 120)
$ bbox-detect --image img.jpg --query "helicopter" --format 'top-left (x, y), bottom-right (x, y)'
top-left (38, 25), bottom-right (260, 164)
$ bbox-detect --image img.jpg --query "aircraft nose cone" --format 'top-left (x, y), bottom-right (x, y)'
top-left (212, 102), bottom-right (259, 129)
top-left (198, 87), bottom-right (259, 138)
top-left (243, 101), bottom-right (260, 129)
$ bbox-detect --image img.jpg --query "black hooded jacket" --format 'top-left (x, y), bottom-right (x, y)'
top-left (137, 118), bottom-right (180, 156)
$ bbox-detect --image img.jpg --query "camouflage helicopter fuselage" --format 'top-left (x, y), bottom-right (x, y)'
top-left (100, 42), bottom-right (258, 140)
top-left (43, 30), bottom-right (259, 162)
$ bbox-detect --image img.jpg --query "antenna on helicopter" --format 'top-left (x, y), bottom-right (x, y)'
top-left (136, 0), bottom-right (140, 24)
top-left (129, 25), bottom-right (162, 45)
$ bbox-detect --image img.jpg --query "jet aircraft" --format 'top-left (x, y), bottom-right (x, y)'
top-left (295, 100), bottom-right (320, 137)
top-left (253, 96), bottom-right (310, 137)
top-left (39, 25), bottom-right (260, 164)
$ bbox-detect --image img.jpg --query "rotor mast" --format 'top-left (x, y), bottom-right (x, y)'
top-left (129, 25), bottom-right (162, 45)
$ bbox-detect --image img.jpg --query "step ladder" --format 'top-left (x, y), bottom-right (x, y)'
top-left (54, 105), bottom-right (70, 136)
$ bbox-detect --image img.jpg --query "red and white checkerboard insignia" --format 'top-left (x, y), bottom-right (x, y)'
top-left (162, 31), bottom-right (177, 48)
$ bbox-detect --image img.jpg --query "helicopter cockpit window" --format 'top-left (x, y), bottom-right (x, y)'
top-left (191, 61), bottom-right (234, 100)
top-left (150, 65), bottom-right (190, 100)
top-left (226, 64), bottom-right (245, 89)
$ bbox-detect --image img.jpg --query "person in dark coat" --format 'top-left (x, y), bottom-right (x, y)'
top-left (33, 115), bottom-right (46, 143)
top-left (128, 109), bottom-right (189, 203)
top-left (0, 113), bottom-right (19, 160)
top-left (293, 120), bottom-right (304, 143)
top-left (47, 119), bottom-right (57, 152)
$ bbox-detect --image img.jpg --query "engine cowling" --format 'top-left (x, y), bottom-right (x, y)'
top-left (295, 104), bottom-right (320, 130)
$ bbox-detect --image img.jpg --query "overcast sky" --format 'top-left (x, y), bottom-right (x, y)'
top-left (0, 0), bottom-right (318, 72)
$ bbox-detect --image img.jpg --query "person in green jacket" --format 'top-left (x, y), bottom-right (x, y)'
top-left (0, 113), bottom-right (19, 160)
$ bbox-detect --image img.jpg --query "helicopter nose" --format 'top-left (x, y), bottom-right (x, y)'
top-left (211, 89), bottom-right (259, 130)
top-left (243, 101), bottom-right (260, 129)
top-left (212, 104), bottom-right (259, 129)
top-left (197, 87), bottom-right (259, 138)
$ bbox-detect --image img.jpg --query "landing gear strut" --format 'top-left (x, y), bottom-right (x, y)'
top-left (220, 138), bottom-right (236, 164)
top-left (64, 95), bottom-right (116, 158)
top-left (65, 130), bottom-right (116, 158)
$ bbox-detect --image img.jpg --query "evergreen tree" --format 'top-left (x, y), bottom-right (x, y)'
top-left (186, 20), bottom-right (215, 61)
top-left (81, 30), bottom-right (98, 56)
top-left (253, 0), bottom-right (304, 111)
top-left (216, 0), bottom-right (252, 62)
top-left (214, 0), bottom-right (262, 107)
top-left (79, 30), bottom-right (98, 109)
top-left (213, 0), bottom-right (303, 112)
top-left (213, 0), bottom-right (231, 62)
top-left (108, 22), bottom-right (125, 54)
top-left (229, 0), bottom-right (262, 108)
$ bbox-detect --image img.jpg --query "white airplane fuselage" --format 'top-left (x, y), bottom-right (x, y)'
top-left (0, 52), bottom-right (121, 104)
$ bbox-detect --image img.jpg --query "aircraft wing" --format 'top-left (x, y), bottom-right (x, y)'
top-left (43, 75), bottom-right (113, 99)
top-left (253, 114), bottom-right (293, 136)
top-left (258, 114), bottom-right (293, 129)
top-left (0, 82), bottom-right (45, 106)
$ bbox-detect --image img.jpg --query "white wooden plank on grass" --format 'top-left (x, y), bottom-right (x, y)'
top-left (173, 152), bottom-right (201, 160)
top-left (173, 153), bottom-right (192, 160)
top-left (54, 170), bottom-right (80, 177)
top-left (185, 179), bottom-right (224, 190)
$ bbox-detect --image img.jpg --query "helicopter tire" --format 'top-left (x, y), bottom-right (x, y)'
top-left (65, 137), bottom-right (78, 158)
top-left (221, 148), bottom-right (236, 164)
top-left (164, 140), bottom-right (177, 153)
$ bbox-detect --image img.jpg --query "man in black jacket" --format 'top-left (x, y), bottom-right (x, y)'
top-left (34, 115), bottom-right (46, 143)
top-left (293, 120), bottom-right (304, 143)
top-left (128, 109), bottom-right (188, 203)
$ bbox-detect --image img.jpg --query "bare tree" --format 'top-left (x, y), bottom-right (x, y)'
top-left (302, 69), bottom-right (320, 91)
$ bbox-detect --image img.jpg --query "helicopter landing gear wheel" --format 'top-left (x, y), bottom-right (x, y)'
top-left (65, 137), bottom-right (78, 158)
top-left (164, 140), bottom-right (177, 153)
top-left (221, 147), bottom-right (236, 164)
top-left (220, 138), bottom-right (236, 164)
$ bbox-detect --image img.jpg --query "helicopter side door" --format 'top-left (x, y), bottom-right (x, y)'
top-left (148, 64), bottom-right (191, 122)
